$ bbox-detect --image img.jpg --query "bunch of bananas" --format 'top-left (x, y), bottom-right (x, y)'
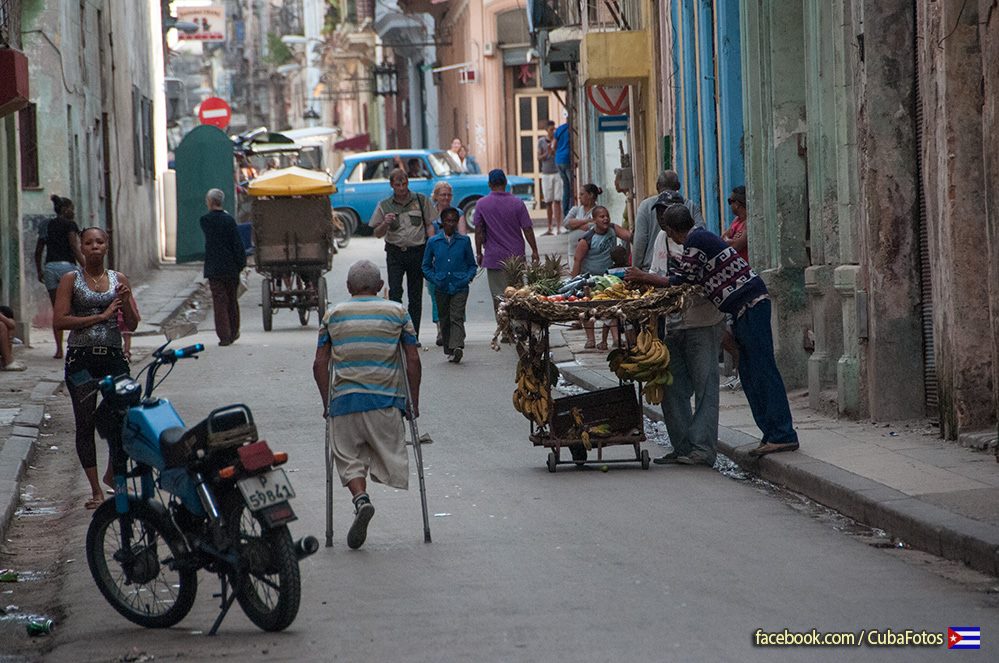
top-left (591, 282), bottom-right (646, 301)
top-left (607, 327), bottom-right (673, 405)
top-left (513, 358), bottom-right (552, 427)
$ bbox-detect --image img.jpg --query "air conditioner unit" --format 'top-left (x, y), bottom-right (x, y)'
top-left (483, 41), bottom-right (496, 57)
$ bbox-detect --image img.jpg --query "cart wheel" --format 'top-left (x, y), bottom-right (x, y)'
top-left (261, 279), bottom-right (273, 332)
top-left (298, 307), bottom-right (310, 326)
top-left (317, 276), bottom-right (328, 313)
top-left (641, 449), bottom-right (651, 470)
top-left (546, 452), bottom-right (557, 473)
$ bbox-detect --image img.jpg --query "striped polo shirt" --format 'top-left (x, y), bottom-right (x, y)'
top-left (317, 296), bottom-right (418, 417)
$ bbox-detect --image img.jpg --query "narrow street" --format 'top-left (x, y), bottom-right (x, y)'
top-left (1, 237), bottom-right (995, 662)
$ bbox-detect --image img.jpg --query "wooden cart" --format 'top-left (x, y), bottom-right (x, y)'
top-left (513, 319), bottom-right (649, 472)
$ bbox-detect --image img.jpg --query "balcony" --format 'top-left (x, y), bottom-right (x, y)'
top-left (578, 0), bottom-right (649, 85)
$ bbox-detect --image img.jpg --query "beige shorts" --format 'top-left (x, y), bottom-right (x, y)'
top-left (330, 408), bottom-right (409, 489)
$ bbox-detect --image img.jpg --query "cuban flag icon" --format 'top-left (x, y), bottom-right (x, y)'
top-left (948, 626), bottom-right (981, 650)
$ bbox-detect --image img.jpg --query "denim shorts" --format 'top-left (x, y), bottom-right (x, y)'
top-left (44, 262), bottom-right (77, 291)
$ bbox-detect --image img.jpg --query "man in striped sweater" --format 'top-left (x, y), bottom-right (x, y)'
top-left (656, 199), bottom-right (798, 456)
top-left (313, 260), bottom-right (423, 548)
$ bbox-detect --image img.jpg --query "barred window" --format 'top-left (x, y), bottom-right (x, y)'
top-left (18, 103), bottom-right (39, 189)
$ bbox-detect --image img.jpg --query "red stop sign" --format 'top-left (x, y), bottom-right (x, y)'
top-left (198, 97), bottom-right (232, 129)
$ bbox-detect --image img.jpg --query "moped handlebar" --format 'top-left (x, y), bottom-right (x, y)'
top-left (163, 343), bottom-right (205, 361)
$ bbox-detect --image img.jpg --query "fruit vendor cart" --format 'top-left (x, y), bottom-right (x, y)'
top-left (498, 277), bottom-right (696, 473)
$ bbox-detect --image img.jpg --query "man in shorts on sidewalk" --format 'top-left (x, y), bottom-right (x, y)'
top-left (313, 260), bottom-right (422, 549)
top-left (537, 120), bottom-right (563, 235)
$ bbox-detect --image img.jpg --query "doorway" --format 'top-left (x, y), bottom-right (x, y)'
top-left (513, 89), bottom-right (562, 207)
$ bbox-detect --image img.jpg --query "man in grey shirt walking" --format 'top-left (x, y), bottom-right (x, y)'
top-left (632, 170), bottom-right (705, 271)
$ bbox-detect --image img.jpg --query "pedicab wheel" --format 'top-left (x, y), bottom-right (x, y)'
top-left (546, 452), bottom-right (557, 473)
top-left (641, 449), bottom-right (651, 470)
top-left (298, 307), bottom-right (310, 326)
top-left (317, 277), bottom-right (328, 314)
top-left (261, 279), bottom-right (273, 332)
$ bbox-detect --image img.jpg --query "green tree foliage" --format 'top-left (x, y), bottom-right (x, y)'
top-left (265, 32), bottom-right (294, 66)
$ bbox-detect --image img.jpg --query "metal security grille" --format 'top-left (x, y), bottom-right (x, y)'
top-left (0, 0), bottom-right (22, 49)
top-left (913, 1), bottom-right (938, 416)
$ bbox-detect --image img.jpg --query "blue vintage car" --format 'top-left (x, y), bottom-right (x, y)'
top-left (329, 149), bottom-right (534, 234)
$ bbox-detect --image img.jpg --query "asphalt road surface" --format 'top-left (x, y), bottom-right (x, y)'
top-left (20, 237), bottom-right (999, 662)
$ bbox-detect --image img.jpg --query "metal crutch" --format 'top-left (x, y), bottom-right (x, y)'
top-left (325, 357), bottom-right (334, 548)
top-left (398, 343), bottom-right (432, 543)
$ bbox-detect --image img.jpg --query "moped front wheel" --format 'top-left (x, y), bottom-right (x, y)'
top-left (225, 498), bottom-right (301, 632)
top-left (86, 499), bottom-right (198, 628)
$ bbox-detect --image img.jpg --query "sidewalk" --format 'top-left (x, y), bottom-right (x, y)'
top-left (0, 263), bottom-right (204, 540)
top-left (553, 327), bottom-right (999, 577)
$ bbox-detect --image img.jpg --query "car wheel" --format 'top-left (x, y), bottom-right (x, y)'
top-left (461, 199), bottom-right (479, 232)
top-left (334, 208), bottom-right (360, 234)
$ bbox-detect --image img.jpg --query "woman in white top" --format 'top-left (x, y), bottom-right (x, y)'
top-left (446, 137), bottom-right (465, 173)
top-left (561, 183), bottom-right (602, 270)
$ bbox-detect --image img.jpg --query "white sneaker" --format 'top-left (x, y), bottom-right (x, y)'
top-left (2, 360), bottom-right (27, 371)
top-left (11, 337), bottom-right (23, 345)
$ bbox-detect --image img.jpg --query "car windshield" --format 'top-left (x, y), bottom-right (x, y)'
top-left (331, 163), bottom-right (345, 181)
top-left (427, 151), bottom-right (460, 176)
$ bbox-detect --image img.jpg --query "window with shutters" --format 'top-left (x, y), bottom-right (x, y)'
top-left (18, 103), bottom-right (39, 189)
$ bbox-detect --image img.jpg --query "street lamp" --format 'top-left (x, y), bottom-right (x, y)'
top-left (373, 65), bottom-right (398, 97)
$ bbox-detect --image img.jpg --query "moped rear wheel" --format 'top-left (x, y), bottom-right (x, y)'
top-left (225, 499), bottom-right (301, 632)
top-left (86, 499), bottom-right (198, 628)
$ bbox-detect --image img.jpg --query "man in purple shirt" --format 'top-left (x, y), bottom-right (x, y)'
top-left (474, 169), bottom-right (539, 321)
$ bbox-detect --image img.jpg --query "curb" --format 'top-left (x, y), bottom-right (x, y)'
top-left (0, 271), bottom-right (205, 541)
top-left (0, 381), bottom-right (60, 542)
top-left (132, 278), bottom-right (207, 337)
top-left (557, 363), bottom-right (999, 577)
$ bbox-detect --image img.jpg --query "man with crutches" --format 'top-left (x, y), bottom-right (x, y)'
top-left (313, 260), bottom-right (423, 550)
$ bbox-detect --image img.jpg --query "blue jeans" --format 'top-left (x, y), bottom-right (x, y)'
top-left (557, 162), bottom-right (573, 213)
top-left (732, 299), bottom-right (798, 444)
top-left (660, 323), bottom-right (722, 462)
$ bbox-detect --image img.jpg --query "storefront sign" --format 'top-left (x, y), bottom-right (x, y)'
top-left (177, 6), bottom-right (226, 43)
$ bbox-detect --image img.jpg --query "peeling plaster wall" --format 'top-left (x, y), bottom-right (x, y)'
top-left (854, 0), bottom-right (925, 420)
top-left (19, 1), bottom-right (161, 330)
top-left (739, 0), bottom-right (811, 390)
top-left (918, 0), bottom-right (996, 438)
top-left (980, 0), bottom-right (999, 440)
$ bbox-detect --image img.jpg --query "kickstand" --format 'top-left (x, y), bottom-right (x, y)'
top-left (208, 573), bottom-right (238, 636)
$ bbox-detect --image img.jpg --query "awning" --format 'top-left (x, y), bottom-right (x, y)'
top-left (334, 133), bottom-right (370, 151)
top-left (246, 167), bottom-right (336, 197)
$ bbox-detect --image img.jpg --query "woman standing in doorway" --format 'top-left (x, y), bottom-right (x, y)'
top-left (561, 183), bottom-right (602, 270)
top-left (54, 227), bottom-right (140, 509)
top-left (34, 195), bottom-right (84, 358)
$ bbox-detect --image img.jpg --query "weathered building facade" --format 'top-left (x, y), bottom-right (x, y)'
top-left (736, 0), bottom-right (997, 445)
top-left (11, 0), bottom-right (165, 337)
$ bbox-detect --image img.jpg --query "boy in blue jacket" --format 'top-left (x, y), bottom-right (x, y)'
top-left (422, 207), bottom-right (477, 363)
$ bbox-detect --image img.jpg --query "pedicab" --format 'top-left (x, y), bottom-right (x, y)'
top-left (246, 167), bottom-right (336, 331)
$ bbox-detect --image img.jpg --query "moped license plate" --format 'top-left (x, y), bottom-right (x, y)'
top-left (238, 469), bottom-right (296, 511)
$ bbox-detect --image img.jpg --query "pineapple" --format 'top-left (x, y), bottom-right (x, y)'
top-left (500, 256), bottom-right (527, 287)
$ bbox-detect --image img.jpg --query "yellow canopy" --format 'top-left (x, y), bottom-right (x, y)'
top-left (246, 167), bottom-right (336, 197)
